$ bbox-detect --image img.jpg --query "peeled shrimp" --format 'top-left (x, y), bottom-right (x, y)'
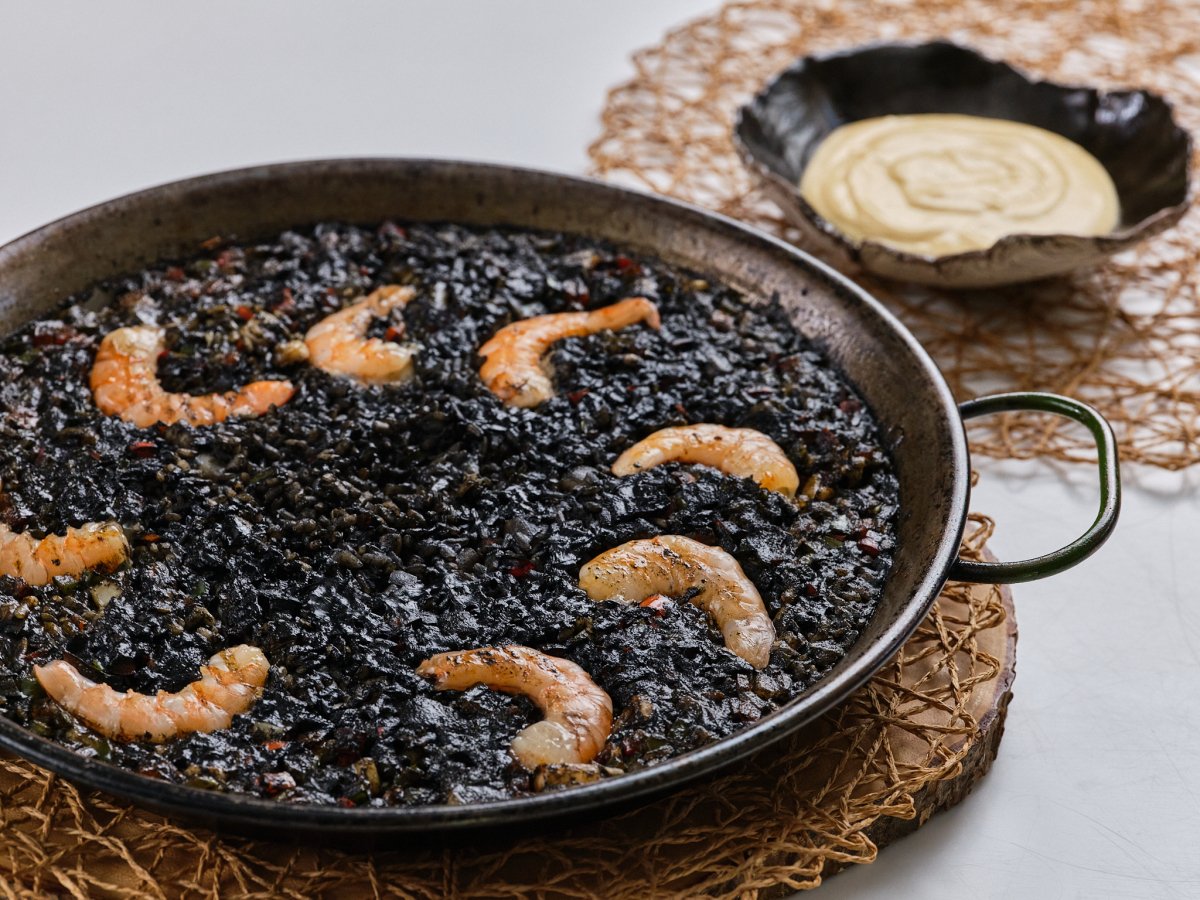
top-left (478, 297), bottom-right (661, 407)
top-left (579, 536), bottom-right (775, 669)
top-left (416, 645), bottom-right (613, 767)
top-left (34, 645), bottom-right (269, 742)
top-left (91, 326), bottom-right (294, 427)
top-left (305, 284), bottom-right (419, 383)
top-left (612, 424), bottom-right (799, 496)
top-left (0, 521), bottom-right (128, 586)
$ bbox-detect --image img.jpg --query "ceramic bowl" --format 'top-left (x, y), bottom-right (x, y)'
top-left (734, 40), bottom-right (1193, 288)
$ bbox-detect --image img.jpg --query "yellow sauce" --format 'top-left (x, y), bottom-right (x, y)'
top-left (799, 114), bottom-right (1120, 257)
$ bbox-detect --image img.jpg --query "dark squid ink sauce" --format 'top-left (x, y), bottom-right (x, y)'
top-left (0, 222), bottom-right (898, 807)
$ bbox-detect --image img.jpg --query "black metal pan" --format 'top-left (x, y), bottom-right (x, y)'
top-left (0, 160), bottom-right (1119, 838)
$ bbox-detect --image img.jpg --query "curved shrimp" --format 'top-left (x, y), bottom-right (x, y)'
top-left (416, 645), bottom-right (613, 768)
top-left (91, 326), bottom-right (294, 428)
top-left (34, 645), bottom-right (269, 742)
top-left (612, 424), bottom-right (799, 496)
top-left (579, 536), bottom-right (775, 669)
top-left (0, 520), bottom-right (128, 586)
top-left (305, 284), bottom-right (419, 383)
top-left (478, 297), bottom-right (661, 407)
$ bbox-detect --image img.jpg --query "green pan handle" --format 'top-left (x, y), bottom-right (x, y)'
top-left (948, 392), bottom-right (1121, 584)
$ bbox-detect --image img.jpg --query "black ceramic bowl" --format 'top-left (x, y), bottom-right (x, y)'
top-left (734, 40), bottom-right (1193, 288)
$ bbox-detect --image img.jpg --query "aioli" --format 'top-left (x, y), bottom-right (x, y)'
top-left (799, 114), bottom-right (1120, 257)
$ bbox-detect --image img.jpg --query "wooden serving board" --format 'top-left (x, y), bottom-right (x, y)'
top-left (816, 574), bottom-right (1017, 886)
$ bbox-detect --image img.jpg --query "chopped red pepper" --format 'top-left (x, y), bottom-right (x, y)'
top-left (566, 388), bottom-right (589, 405)
top-left (263, 739), bottom-right (288, 751)
top-left (235, 304), bottom-right (254, 321)
top-left (384, 325), bottom-right (405, 342)
top-left (858, 536), bottom-right (881, 557)
top-left (614, 255), bottom-right (641, 275)
top-left (509, 560), bottom-right (535, 578)
top-left (165, 266), bottom-right (185, 283)
top-left (31, 323), bottom-right (76, 347)
top-left (128, 440), bottom-right (156, 458)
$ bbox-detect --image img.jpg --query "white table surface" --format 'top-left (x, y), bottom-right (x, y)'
top-left (1, 3), bottom-right (1198, 897)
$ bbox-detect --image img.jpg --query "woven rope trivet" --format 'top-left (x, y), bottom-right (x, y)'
top-left (0, 515), bottom-right (1010, 898)
top-left (589, 0), bottom-right (1200, 470)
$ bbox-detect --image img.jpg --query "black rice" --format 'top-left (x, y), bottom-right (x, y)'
top-left (0, 222), bottom-right (898, 807)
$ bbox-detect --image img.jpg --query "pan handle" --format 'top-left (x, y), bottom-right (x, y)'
top-left (948, 391), bottom-right (1120, 584)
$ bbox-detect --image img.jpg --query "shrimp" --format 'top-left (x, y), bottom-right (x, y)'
top-left (478, 297), bottom-right (661, 407)
top-left (0, 521), bottom-right (128, 586)
top-left (612, 424), bottom-right (799, 496)
top-left (416, 645), bottom-right (613, 768)
top-left (305, 284), bottom-right (419, 383)
top-left (91, 326), bottom-right (294, 428)
top-left (579, 536), bottom-right (775, 669)
top-left (34, 645), bottom-right (269, 742)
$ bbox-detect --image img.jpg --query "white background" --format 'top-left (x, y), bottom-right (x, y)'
top-left (1, 3), bottom-right (1198, 898)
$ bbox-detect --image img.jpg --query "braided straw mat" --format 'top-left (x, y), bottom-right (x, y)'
top-left (0, 516), bottom-right (1010, 898)
top-left (589, 0), bottom-right (1200, 470)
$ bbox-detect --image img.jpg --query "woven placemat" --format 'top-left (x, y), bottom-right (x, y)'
top-left (0, 515), bottom-right (1009, 898)
top-left (589, 0), bottom-right (1200, 470)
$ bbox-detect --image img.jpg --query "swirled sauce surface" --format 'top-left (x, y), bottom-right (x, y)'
top-left (799, 114), bottom-right (1120, 257)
